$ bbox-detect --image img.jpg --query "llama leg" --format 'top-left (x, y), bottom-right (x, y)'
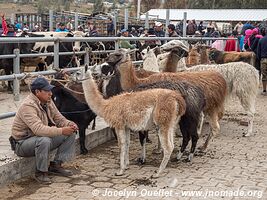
top-left (200, 112), bottom-right (220, 152)
top-left (125, 129), bottom-right (130, 168)
top-left (197, 112), bottom-right (205, 136)
top-left (115, 129), bottom-right (127, 176)
top-left (177, 121), bottom-right (190, 160)
top-left (188, 132), bottom-right (199, 162)
top-left (91, 117), bottom-right (96, 130)
top-left (242, 97), bottom-right (256, 137)
top-left (154, 128), bottom-right (174, 178)
top-left (79, 128), bottom-right (88, 155)
top-left (152, 135), bottom-right (162, 154)
top-left (138, 131), bottom-right (146, 164)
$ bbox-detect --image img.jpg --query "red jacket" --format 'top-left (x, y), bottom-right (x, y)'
top-left (224, 36), bottom-right (240, 52)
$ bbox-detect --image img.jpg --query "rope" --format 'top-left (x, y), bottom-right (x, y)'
top-left (60, 108), bottom-right (91, 114)
top-left (54, 79), bottom-right (84, 95)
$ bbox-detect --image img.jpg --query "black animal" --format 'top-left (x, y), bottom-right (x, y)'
top-left (51, 85), bottom-right (96, 154)
top-left (0, 33), bottom-right (36, 90)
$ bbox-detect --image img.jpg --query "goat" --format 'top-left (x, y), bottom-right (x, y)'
top-left (76, 65), bottom-right (186, 177)
top-left (51, 82), bottom-right (96, 155)
top-left (104, 49), bottom-right (227, 152)
top-left (174, 62), bottom-right (259, 136)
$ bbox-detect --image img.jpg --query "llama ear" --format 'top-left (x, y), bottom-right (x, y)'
top-left (147, 46), bottom-right (150, 52)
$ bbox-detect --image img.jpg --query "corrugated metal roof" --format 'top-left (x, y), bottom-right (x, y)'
top-left (140, 9), bottom-right (267, 21)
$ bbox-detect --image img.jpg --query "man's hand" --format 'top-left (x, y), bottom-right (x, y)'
top-left (62, 126), bottom-right (76, 136)
top-left (69, 122), bottom-right (79, 131)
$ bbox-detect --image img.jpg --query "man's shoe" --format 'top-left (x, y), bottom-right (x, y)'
top-left (48, 161), bottom-right (73, 177)
top-left (33, 171), bottom-right (52, 185)
top-left (261, 91), bottom-right (267, 96)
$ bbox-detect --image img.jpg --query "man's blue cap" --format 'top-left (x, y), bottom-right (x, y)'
top-left (30, 77), bottom-right (55, 91)
top-left (121, 28), bottom-right (128, 33)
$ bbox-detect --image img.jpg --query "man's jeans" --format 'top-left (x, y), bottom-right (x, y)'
top-left (15, 134), bottom-right (76, 172)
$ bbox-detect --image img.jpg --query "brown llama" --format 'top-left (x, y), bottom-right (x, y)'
top-left (76, 65), bottom-right (186, 177)
top-left (109, 50), bottom-right (227, 151)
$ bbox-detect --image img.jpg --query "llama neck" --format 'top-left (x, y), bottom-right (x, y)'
top-left (164, 51), bottom-right (181, 72)
top-left (118, 61), bottom-right (140, 91)
top-left (143, 53), bottom-right (159, 72)
top-left (82, 77), bottom-right (105, 117)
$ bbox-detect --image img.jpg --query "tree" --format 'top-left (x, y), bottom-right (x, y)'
top-left (94, 0), bottom-right (104, 12)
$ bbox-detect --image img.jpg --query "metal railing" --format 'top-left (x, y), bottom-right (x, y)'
top-left (0, 36), bottom-right (238, 120)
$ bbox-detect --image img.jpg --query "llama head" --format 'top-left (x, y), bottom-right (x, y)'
top-left (106, 49), bottom-right (130, 66)
top-left (161, 40), bottom-right (189, 53)
top-left (208, 48), bottom-right (220, 62)
top-left (92, 62), bottom-right (116, 80)
top-left (74, 64), bottom-right (94, 82)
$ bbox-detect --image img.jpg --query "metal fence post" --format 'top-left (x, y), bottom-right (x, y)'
top-left (54, 39), bottom-right (59, 70)
top-left (49, 10), bottom-right (53, 31)
top-left (124, 8), bottom-right (128, 30)
top-left (115, 40), bottom-right (119, 50)
top-left (85, 47), bottom-right (90, 66)
top-left (183, 12), bottom-right (187, 37)
top-left (75, 12), bottom-right (78, 31)
top-left (13, 49), bottom-right (20, 101)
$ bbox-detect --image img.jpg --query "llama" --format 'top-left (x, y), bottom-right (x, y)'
top-left (102, 49), bottom-right (227, 151)
top-left (131, 81), bottom-right (206, 162)
top-left (141, 46), bottom-right (160, 72)
top-left (94, 59), bottom-right (206, 162)
top-left (76, 65), bottom-right (186, 177)
top-left (174, 62), bottom-right (259, 137)
top-left (208, 48), bottom-right (256, 66)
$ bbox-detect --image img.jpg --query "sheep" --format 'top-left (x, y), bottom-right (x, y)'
top-left (173, 61), bottom-right (259, 137)
top-left (51, 85), bottom-right (97, 155)
top-left (75, 65), bottom-right (186, 177)
top-left (102, 49), bottom-right (227, 152)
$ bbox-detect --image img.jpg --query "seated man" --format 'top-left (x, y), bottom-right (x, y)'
top-left (10, 77), bottom-right (78, 184)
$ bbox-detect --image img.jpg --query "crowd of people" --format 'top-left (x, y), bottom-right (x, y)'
top-left (1, 13), bottom-right (267, 95)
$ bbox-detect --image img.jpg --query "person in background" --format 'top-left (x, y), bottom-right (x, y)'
top-left (119, 28), bottom-right (136, 49)
top-left (198, 21), bottom-right (205, 35)
top-left (66, 18), bottom-right (74, 31)
top-left (244, 29), bottom-right (253, 51)
top-left (186, 20), bottom-right (196, 35)
top-left (107, 18), bottom-right (114, 36)
top-left (234, 22), bottom-right (243, 35)
top-left (55, 22), bottom-right (69, 32)
top-left (224, 31), bottom-right (239, 52)
top-left (257, 28), bottom-right (267, 95)
top-left (154, 21), bottom-right (165, 44)
top-left (241, 21), bottom-right (254, 35)
top-left (168, 24), bottom-right (179, 37)
top-left (1, 13), bottom-right (16, 36)
top-left (15, 20), bottom-right (22, 31)
top-left (250, 28), bottom-right (263, 76)
top-left (11, 77), bottom-right (78, 184)
top-left (144, 27), bottom-right (160, 48)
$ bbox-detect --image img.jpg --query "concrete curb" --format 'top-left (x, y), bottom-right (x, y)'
top-left (0, 126), bottom-right (114, 186)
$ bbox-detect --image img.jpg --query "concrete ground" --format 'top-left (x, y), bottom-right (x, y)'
top-left (0, 90), bottom-right (266, 200)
